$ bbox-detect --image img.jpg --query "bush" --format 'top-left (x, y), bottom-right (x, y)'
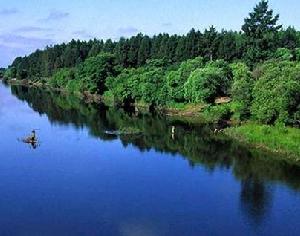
top-left (251, 61), bottom-right (300, 125)
top-left (202, 104), bottom-right (232, 122)
top-left (106, 60), bottom-right (171, 105)
top-left (76, 53), bottom-right (116, 94)
top-left (230, 62), bottom-right (253, 120)
top-left (49, 68), bottom-right (75, 88)
top-left (165, 57), bottom-right (204, 103)
top-left (274, 48), bottom-right (293, 61)
top-left (296, 48), bottom-right (300, 61)
top-left (184, 60), bottom-right (232, 103)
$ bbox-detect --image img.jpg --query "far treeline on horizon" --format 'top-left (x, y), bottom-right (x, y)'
top-left (1, 0), bottom-right (300, 128)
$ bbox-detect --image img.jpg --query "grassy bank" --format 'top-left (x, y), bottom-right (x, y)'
top-left (224, 123), bottom-right (300, 161)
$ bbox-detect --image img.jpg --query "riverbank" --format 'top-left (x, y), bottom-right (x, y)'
top-left (224, 123), bottom-right (300, 162)
top-left (3, 79), bottom-right (300, 161)
top-left (4, 78), bottom-right (208, 116)
top-left (4, 78), bottom-right (103, 103)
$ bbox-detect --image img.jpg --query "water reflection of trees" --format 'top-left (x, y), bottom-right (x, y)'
top-left (240, 177), bottom-right (273, 226)
top-left (11, 85), bottom-right (300, 223)
top-left (11, 85), bottom-right (300, 188)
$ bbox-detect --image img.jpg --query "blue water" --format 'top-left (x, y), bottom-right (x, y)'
top-left (0, 83), bottom-right (300, 236)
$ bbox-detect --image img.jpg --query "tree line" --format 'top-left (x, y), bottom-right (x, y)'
top-left (4, 0), bottom-right (300, 126)
top-left (5, 1), bottom-right (300, 80)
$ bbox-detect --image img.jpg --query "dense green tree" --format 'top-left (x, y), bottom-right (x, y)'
top-left (88, 39), bottom-right (104, 57)
top-left (76, 53), bottom-right (116, 94)
top-left (274, 48), bottom-right (293, 61)
top-left (127, 34), bottom-right (143, 67)
top-left (138, 36), bottom-right (151, 66)
top-left (184, 61), bottom-right (232, 103)
top-left (251, 61), bottom-right (300, 124)
top-left (115, 37), bottom-right (130, 67)
top-left (279, 27), bottom-right (299, 50)
top-left (295, 48), bottom-right (300, 61)
top-left (218, 30), bottom-right (243, 61)
top-left (202, 26), bottom-right (219, 61)
top-left (3, 67), bottom-right (17, 79)
top-left (242, 0), bottom-right (282, 64)
top-left (230, 63), bottom-right (253, 120)
top-left (165, 57), bottom-right (204, 103)
top-left (106, 68), bottom-right (137, 103)
top-left (50, 68), bottom-right (76, 88)
top-left (106, 59), bottom-right (169, 105)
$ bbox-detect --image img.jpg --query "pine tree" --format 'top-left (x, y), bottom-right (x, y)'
top-left (138, 36), bottom-right (151, 66)
top-left (242, 0), bottom-right (282, 64)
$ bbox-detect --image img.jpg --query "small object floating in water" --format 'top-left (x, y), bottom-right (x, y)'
top-left (22, 130), bottom-right (36, 143)
top-left (19, 130), bottom-right (39, 149)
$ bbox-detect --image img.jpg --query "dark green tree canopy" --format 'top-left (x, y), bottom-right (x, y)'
top-left (242, 0), bottom-right (282, 37)
top-left (242, 0), bottom-right (283, 64)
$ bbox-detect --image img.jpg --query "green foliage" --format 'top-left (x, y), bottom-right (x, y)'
top-left (230, 62), bottom-right (253, 120)
top-left (242, 0), bottom-right (282, 64)
top-left (296, 48), bottom-right (300, 61)
top-left (106, 68), bottom-right (140, 103)
top-left (76, 53), bottom-right (116, 94)
top-left (165, 57), bottom-right (204, 103)
top-left (3, 0), bottom-right (300, 131)
top-left (202, 104), bottom-right (232, 123)
top-left (10, 0), bottom-right (297, 82)
top-left (274, 48), bottom-right (293, 61)
top-left (251, 61), bottom-right (300, 125)
top-left (279, 27), bottom-right (299, 50)
top-left (138, 67), bottom-right (167, 105)
top-left (0, 68), bottom-right (5, 78)
top-left (184, 60), bottom-right (232, 103)
top-left (0, 68), bottom-right (6, 78)
top-left (106, 59), bottom-right (169, 105)
top-left (225, 123), bottom-right (300, 158)
top-left (50, 68), bottom-right (75, 88)
top-left (3, 67), bottom-right (16, 79)
top-left (66, 79), bottom-right (84, 93)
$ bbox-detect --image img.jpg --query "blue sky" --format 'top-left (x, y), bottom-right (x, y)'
top-left (0, 0), bottom-right (299, 67)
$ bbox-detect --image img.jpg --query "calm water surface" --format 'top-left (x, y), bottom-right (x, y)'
top-left (0, 83), bottom-right (300, 236)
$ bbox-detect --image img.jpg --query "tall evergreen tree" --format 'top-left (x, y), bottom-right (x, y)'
top-left (242, 0), bottom-right (282, 64)
top-left (138, 36), bottom-right (151, 66)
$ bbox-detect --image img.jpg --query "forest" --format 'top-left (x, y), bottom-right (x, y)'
top-left (3, 0), bottom-right (300, 127)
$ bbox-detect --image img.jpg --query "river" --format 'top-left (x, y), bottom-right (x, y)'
top-left (0, 82), bottom-right (300, 236)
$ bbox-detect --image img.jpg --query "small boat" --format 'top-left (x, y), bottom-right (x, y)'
top-left (22, 130), bottom-right (38, 144)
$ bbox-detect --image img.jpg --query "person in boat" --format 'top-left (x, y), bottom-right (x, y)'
top-left (30, 130), bottom-right (36, 142)
top-left (24, 130), bottom-right (36, 143)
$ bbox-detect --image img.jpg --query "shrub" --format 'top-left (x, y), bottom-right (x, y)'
top-left (230, 62), bottom-right (253, 120)
top-left (165, 57), bottom-right (204, 103)
top-left (274, 48), bottom-right (293, 61)
top-left (202, 104), bottom-right (232, 122)
top-left (49, 68), bottom-right (75, 88)
top-left (184, 60), bottom-right (232, 103)
top-left (251, 61), bottom-right (300, 125)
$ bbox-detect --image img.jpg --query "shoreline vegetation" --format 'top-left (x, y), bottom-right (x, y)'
top-left (3, 78), bottom-right (300, 161)
top-left (224, 124), bottom-right (300, 162)
top-left (2, 1), bottom-right (300, 160)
